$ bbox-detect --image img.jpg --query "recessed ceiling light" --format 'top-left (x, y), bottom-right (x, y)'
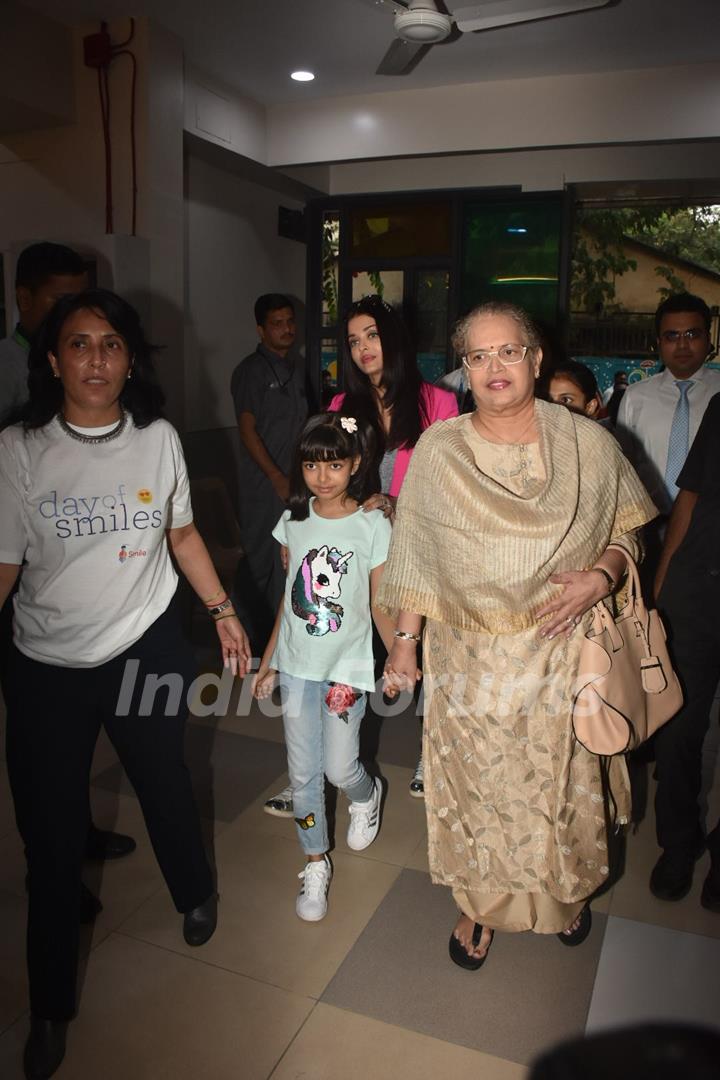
top-left (291, 70), bottom-right (315, 82)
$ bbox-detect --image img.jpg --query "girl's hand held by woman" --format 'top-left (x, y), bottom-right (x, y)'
top-left (252, 669), bottom-right (277, 700)
top-left (383, 638), bottom-right (422, 697)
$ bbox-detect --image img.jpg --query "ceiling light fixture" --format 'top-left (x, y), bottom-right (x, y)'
top-left (291, 70), bottom-right (315, 82)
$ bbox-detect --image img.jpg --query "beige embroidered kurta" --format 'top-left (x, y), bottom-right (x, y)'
top-left (378, 404), bottom-right (657, 933)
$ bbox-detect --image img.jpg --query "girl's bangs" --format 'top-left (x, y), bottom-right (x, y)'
top-left (299, 426), bottom-right (350, 462)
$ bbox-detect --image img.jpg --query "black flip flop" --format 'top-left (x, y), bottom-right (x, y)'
top-left (449, 922), bottom-right (491, 970)
top-left (557, 906), bottom-right (592, 946)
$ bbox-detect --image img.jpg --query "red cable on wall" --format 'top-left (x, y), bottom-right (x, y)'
top-left (114, 50), bottom-right (138, 236)
top-left (88, 18), bottom-right (138, 235)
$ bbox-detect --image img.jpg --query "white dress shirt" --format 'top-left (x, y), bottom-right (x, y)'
top-left (616, 364), bottom-right (720, 513)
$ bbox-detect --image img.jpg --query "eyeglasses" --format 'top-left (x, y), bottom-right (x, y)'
top-left (660, 328), bottom-right (706, 344)
top-left (462, 344), bottom-right (529, 370)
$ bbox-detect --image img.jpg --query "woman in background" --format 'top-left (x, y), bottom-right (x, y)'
top-left (543, 359), bottom-right (603, 419)
top-left (330, 294), bottom-right (457, 797)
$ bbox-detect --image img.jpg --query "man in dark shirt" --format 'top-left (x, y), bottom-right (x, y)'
top-left (230, 294), bottom-right (309, 649)
top-left (651, 392), bottom-right (720, 910)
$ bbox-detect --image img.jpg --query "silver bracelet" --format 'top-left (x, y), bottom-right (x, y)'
top-left (393, 630), bottom-right (421, 642)
top-left (207, 598), bottom-right (233, 617)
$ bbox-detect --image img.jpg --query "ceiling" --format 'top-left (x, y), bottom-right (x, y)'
top-left (18, 0), bottom-right (720, 107)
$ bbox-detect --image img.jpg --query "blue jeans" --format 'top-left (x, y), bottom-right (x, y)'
top-left (280, 674), bottom-right (374, 855)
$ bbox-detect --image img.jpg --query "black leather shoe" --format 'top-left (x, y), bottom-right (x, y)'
top-left (79, 881), bottom-right (103, 924)
top-left (85, 826), bottom-right (137, 861)
top-left (183, 893), bottom-right (218, 946)
top-left (23, 1016), bottom-right (67, 1080)
top-left (700, 861), bottom-right (720, 913)
top-left (650, 841), bottom-right (705, 902)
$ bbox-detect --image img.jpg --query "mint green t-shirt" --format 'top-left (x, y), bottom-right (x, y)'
top-left (271, 501), bottom-right (392, 691)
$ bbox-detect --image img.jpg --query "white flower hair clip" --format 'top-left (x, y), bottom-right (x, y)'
top-left (340, 416), bottom-right (358, 434)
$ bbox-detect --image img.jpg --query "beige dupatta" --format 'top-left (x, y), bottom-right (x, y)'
top-left (376, 400), bottom-right (657, 634)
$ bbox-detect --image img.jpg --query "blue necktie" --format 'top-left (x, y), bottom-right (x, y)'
top-left (664, 379), bottom-right (694, 500)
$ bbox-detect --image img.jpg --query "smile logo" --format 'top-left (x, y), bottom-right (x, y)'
top-left (137, 488), bottom-right (152, 503)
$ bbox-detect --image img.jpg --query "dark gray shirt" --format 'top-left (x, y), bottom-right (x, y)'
top-left (230, 344), bottom-right (309, 496)
top-left (0, 329), bottom-right (30, 427)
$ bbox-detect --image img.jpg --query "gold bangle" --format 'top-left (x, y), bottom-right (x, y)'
top-left (213, 611), bottom-right (237, 621)
top-left (393, 630), bottom-right (421, 642)
top-left (203, 589), bottom-right (225, 605)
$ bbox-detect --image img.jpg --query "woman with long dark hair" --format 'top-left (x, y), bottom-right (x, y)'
top-left (330, 295), bottom-right (457, 516)
top-left (328, 295), bottom-right (457, 796)
top-left (0, 289), bottom-right (250, 1079)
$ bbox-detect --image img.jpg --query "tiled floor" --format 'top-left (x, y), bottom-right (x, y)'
top-left (0, 675), bottom-right (718, 1078)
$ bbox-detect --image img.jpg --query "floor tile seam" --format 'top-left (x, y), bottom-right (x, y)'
top-left (325, 997), bottom-right (531, 1067)
top-left (603, 887), bottom-right (720, 938)
top-left (602, 911), bottom-right (720, 945)
top-left (107, 927), bottom-right (327, 998)
top-left (0, 1007), bottom-right (29, 1039)
top-left (216, 820), bottom-right (412, 873)
top-left (95, 879), bottom-right (169, 937)
top-left (265, 1000), bottom-right (324, 1080)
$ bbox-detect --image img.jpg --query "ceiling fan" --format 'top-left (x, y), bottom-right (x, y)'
top-left (359, 0), bottom-right (620, 76)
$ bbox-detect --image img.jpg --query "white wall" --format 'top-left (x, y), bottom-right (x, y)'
top-left (0, 18), bottom-right (190, 426)
top-left (0, 20), bottom-right (143, 253)
top-left (184, 152), bottom-right (307, 433)
top-left (184, 65), bottom-right (267, 164)
top-left (0, 2), bottom-right (74, 133)
top-left (324, 141), bottom-right (720, 195)
top-left (267, 62), bottom-right (720, 167)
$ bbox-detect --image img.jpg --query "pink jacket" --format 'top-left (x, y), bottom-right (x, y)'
top-left (328, 382), bottom-right (458, 497)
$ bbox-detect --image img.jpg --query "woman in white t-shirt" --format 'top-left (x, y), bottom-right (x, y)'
top-left (0, 289), bottom-right (250, 1079)
top-left (252, 413), bottom-right (415, 923)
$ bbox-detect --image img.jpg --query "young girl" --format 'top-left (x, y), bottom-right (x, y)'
top-left (253, 413), bottom-right (405, 922)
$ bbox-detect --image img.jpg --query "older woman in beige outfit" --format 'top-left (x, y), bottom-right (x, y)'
top-left (380, 302), bottom-right (655, 968)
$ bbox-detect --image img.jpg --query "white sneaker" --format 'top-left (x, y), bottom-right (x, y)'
top-left (409, 756), bottom-right (424, 798)
top-left (347, 776), bottom-right (383, 851)
top-left (264, 785), bottom-right (293, 818)
top-left (296, 855), bottom-right (332, 921)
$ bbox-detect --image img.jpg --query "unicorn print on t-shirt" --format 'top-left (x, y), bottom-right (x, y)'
top-left (291, 545), bottom-right (354, 636)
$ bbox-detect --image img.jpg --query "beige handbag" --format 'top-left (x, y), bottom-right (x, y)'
top-left (572, 553), bottom-right (683, 756)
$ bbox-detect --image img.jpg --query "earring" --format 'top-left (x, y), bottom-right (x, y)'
top-left (127, 370), bottom-right (133, 380)
top-left (52, 371), bottom-right (60, 379)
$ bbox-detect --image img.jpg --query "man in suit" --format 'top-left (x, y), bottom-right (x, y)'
top-left (652, 392), bottom-right (720, 908)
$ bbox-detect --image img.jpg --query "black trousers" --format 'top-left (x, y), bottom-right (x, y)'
top-left (655, 568), bottom-right (720, 860)
top-left (4, 601), bottom-right (213, 1020)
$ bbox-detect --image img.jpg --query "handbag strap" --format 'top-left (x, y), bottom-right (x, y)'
top-left (590, 548), bottom-right (649, 655)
